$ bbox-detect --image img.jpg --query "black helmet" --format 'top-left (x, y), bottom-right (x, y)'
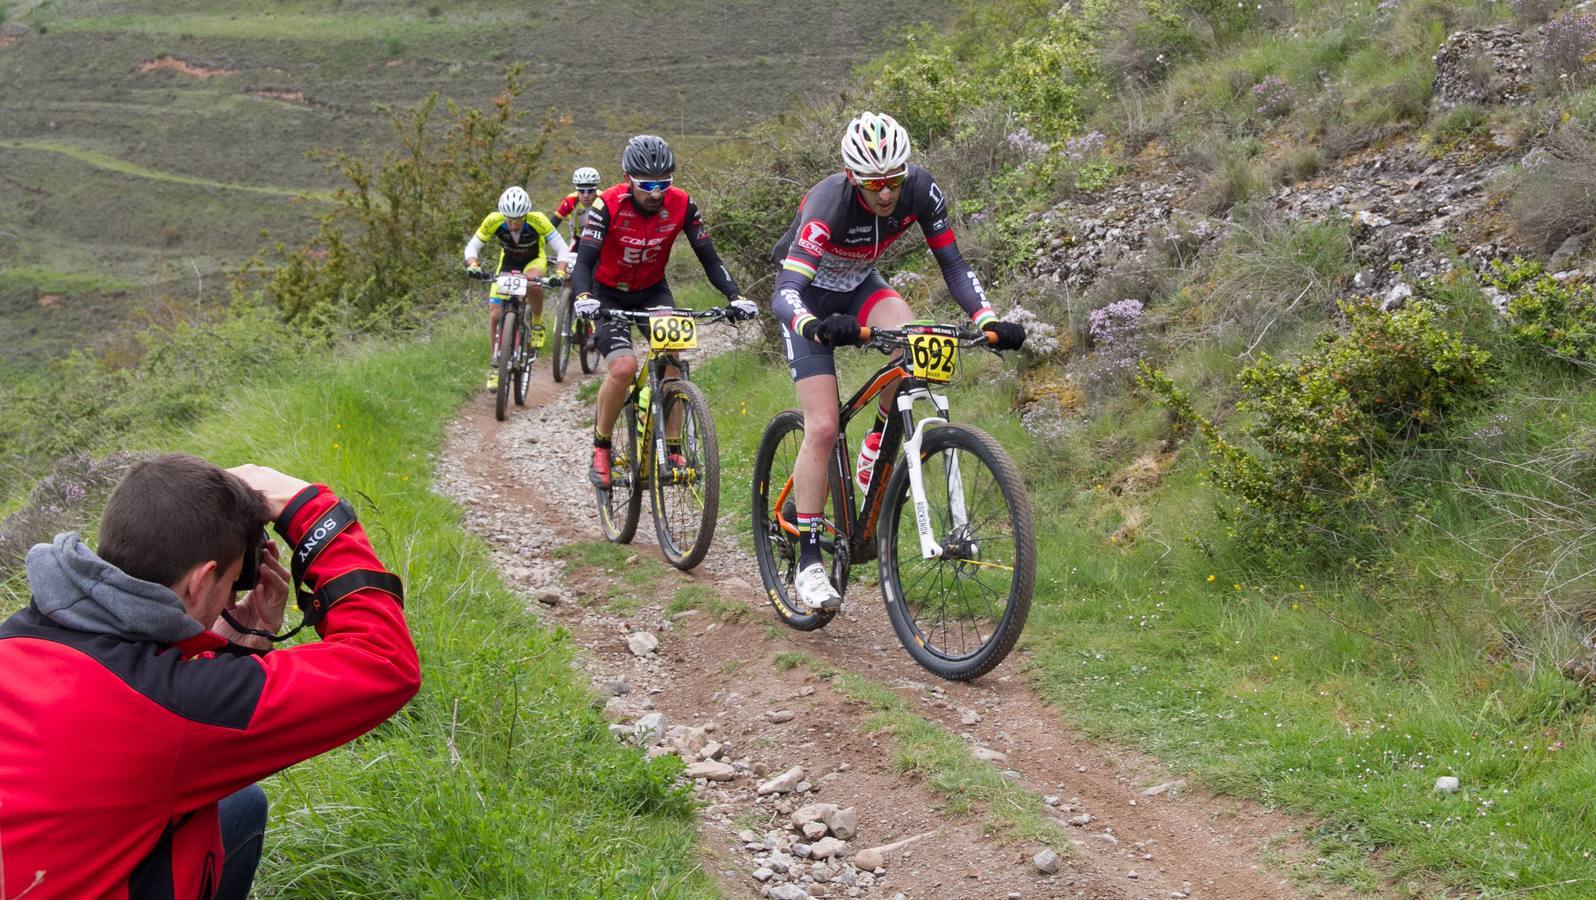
top-left (621, 134), bottom-right (675, 179)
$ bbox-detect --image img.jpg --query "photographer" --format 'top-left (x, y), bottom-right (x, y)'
top-left (0, 454), bottom-right (421, 899)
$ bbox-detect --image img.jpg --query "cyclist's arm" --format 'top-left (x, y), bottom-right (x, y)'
top-left (465, 212), bottom-right (498, 268)
top-left (772, 206), bottom-right (830, 333)
top-left (916, 176), bottom-right (995, 327)
top-left (551, 193), bottom-right (578, 229)
top-left (542, 227), bottom-right (570, 263)
top-left (570, 200), bottom-right (608, 297)
top-left (683, 199), bottom-right (740, 300)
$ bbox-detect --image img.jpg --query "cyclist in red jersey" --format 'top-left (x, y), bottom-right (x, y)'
top-left (770, 112), bottom-right (1027, 611)
top-left (570, 135), bottom-right (756, 488)
top-left (550, 166), bottom-right (602, 266)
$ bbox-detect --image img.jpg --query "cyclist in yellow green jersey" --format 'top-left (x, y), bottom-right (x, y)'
top-left (465, 186), bottom-right (570, 389)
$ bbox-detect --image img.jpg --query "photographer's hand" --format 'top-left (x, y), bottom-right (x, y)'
top-left (213, 542), bottom-right (291, 651)
top-left (227, 464), bottom-right (311, 519)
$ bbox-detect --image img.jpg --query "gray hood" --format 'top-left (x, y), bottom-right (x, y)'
top-left (24, 532), bottom-right (205, 644)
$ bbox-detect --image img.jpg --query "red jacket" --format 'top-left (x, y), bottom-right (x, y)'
top-left (0, 486), bottom-right (421, 899)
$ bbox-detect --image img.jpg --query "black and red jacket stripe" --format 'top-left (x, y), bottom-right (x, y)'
top-left (0, 487), bottom-right (421, 899)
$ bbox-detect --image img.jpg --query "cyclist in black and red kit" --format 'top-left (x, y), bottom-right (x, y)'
top-left (572, 134), bottom-right (757, 487)
top-left (771, 111), bottom-right (1027, 611)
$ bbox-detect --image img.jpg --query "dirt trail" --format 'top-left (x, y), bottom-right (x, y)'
top-left (433, 340), bottom-right (1336, 900)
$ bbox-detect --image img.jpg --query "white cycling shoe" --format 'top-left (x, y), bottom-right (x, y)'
top-left (794, 562), bottom-right (842, 611)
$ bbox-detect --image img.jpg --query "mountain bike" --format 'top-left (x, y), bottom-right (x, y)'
top-left (469, 269), bottom-right (558, 422)
top-left (551, 283), bottom-right (599, 382)
top-left (580, 304), bottom-right (752, 569)
top-left (750, 323), bottom-right (1036, 680)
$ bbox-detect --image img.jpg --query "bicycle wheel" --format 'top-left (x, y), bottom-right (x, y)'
top-left (751, 409), bottom-right (849, 631)
top-left (877, 424), bottom-right (1035, 681)
top-left (650, 379), bottom-right (719, 570)
top-left (596, 402), bottom-right (643, 544)
top-left (512, 320), bottom-right (531, 407)
top-left (494, 308), bottom-right (516, 422)
top-left (579, 319), bottom-right (599, 374)
top-left (552, 286), bottom-right (574, 383)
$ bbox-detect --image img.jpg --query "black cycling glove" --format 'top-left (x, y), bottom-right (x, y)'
top-left (803, 314), bottom-right (863, 347)
top-left (983, 321), bottom-right (1026, 351)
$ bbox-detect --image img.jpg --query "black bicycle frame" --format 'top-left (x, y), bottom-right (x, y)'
top-left (823, 358), bottom-right (943, 565)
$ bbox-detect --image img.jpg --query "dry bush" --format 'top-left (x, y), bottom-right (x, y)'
top-left (0, 451), bottom-right (142, 578)
top-left (1206, 208), bottom-right (1355, 346)
top-left (1506, 125), bottom-right (1596, 255)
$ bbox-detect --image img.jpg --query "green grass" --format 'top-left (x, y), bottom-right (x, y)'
top-left (2, 315), bottom-right (717, 896)
top-left (668, 584), bottom-right (749, 623)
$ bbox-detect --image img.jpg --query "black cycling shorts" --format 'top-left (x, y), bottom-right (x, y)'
top-left (779, 270), bottom-right (901, 381)
top-left (591, 280), bottom-right (674, 361)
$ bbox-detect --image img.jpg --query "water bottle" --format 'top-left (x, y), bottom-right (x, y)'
top-left (637, 382), bottom-right (652, 440)
top-left (855, 430), bottom-right (883, 491)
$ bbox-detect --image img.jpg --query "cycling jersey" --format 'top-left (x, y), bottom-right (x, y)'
top-left (571, 183), bottom-right (740, 299)
top-left (553, 191), bottom-right (595, 229)
top-left (464, 210), bottom-right (568, 271)
top-left (770, 166), bottom-right (994, 333)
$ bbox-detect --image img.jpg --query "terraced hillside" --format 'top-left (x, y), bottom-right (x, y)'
top-left (0, 0), bottom-right (949, 371)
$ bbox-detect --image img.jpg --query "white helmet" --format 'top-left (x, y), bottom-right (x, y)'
top-left (497, 186), bottom-right (532, 218)
top-left (572, 166), bottom-right (601, 189)
top-left (840, 112), bottom-right (911, 176)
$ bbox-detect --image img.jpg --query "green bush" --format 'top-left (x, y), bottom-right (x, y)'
top-left (258, 67), bottom-right (550, 327)
top-left (1485, 257), bottom-right (1596, 360)
top-left (1145, 297), bottom-right (1496, 547)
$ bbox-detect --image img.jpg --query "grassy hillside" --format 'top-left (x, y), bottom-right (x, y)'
top-left (0, 0), bottom-right (951, 370)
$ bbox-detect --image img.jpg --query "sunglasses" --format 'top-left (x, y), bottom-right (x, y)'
top-left (630, 177), bottom-right (672, 193)
top-left (231, 528), bottom-right (268, 592)
top-left (853, 170), bottom-right (907, 192)
top-left (577, 188), bottom-right (598, 195)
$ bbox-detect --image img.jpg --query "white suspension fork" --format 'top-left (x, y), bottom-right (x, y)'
top-left (896, 388), bottom-right (965, 560)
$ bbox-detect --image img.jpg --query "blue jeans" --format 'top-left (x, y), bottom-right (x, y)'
top-left (216, 784), bottom-right (267, 900)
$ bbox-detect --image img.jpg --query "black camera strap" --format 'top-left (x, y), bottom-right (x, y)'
top-left (221, 497), bottom-right (403, 644)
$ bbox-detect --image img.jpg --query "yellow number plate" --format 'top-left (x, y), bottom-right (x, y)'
top-left (907, 331), bottom-right (959, 383)
top-left (648, 313), bottom-right (697, 351)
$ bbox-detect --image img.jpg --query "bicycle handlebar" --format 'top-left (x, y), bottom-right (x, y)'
top-left (860, 325), bottom-right (999, 350)
top-left (464, 269), bottom-right (563, 288)
top-left (586, 305), bottom-right (741, 324)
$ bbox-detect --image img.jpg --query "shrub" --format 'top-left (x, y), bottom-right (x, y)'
top-left (1144, 297), bottom-right (1495, 546)
top-left (1534, 12), bottom-right (1596, 95)
top-left (1504, 125), bottom-right (1596, 254)
top-left (1425, 104), bottom-right (1490, 151)
top-left (1207, 210), bottom-right (1355, 337)
top-left (1484, 258), bottom-right (1596, 360)
top-left (1194, 140), bottom-right (1268, 214)
top-left (1085, 298), bottom-right (1151, 390)
top-left (1251, 74), bottom-right (1292, 118)
top-left (257, 68), bottom-right (550, 326)
top-left (0, 452), bottom-right (141, 578)
top-left (1510, 0), bottom-right (1562, 26)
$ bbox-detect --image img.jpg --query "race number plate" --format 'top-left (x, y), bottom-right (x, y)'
top-left (495, 273), bottom-right (528, 297)
top-left (907, 328), bottom-right (959, 383)
top-left (648, 312), bottom-right (697, 351)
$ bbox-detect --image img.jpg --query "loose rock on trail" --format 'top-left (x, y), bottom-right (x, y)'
top-left (434, 334), bottom-right (1341, 899)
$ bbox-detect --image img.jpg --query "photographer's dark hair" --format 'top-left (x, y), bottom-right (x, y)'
top-left (98, 454), bottom-right (271, 588)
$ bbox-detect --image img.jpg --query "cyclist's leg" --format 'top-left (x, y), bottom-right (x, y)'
top-left (593, 285), bottom-right (643, 442)
top-left (525, 255), bottom-right (547, 323)
top-left (855, 273), bottom-right (912, 422)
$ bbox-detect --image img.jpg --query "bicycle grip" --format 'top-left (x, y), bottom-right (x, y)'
top-left (858, 326), bottom-right (873, 342)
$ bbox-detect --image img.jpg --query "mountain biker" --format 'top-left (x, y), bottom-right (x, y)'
top-left (571, 134), bottom-right (757, 488)
top-left (549, 166), bottom-right (603, 264)
top-left (465, 186), bottom-right (570, 390)
top-left (770, 111), bottom-right (1027, 611)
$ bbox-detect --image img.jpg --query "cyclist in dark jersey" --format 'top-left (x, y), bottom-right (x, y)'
top-left (770, 111), bottom-right (1026, 611)
top-left (571, 135), bottom-right (756, 488)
